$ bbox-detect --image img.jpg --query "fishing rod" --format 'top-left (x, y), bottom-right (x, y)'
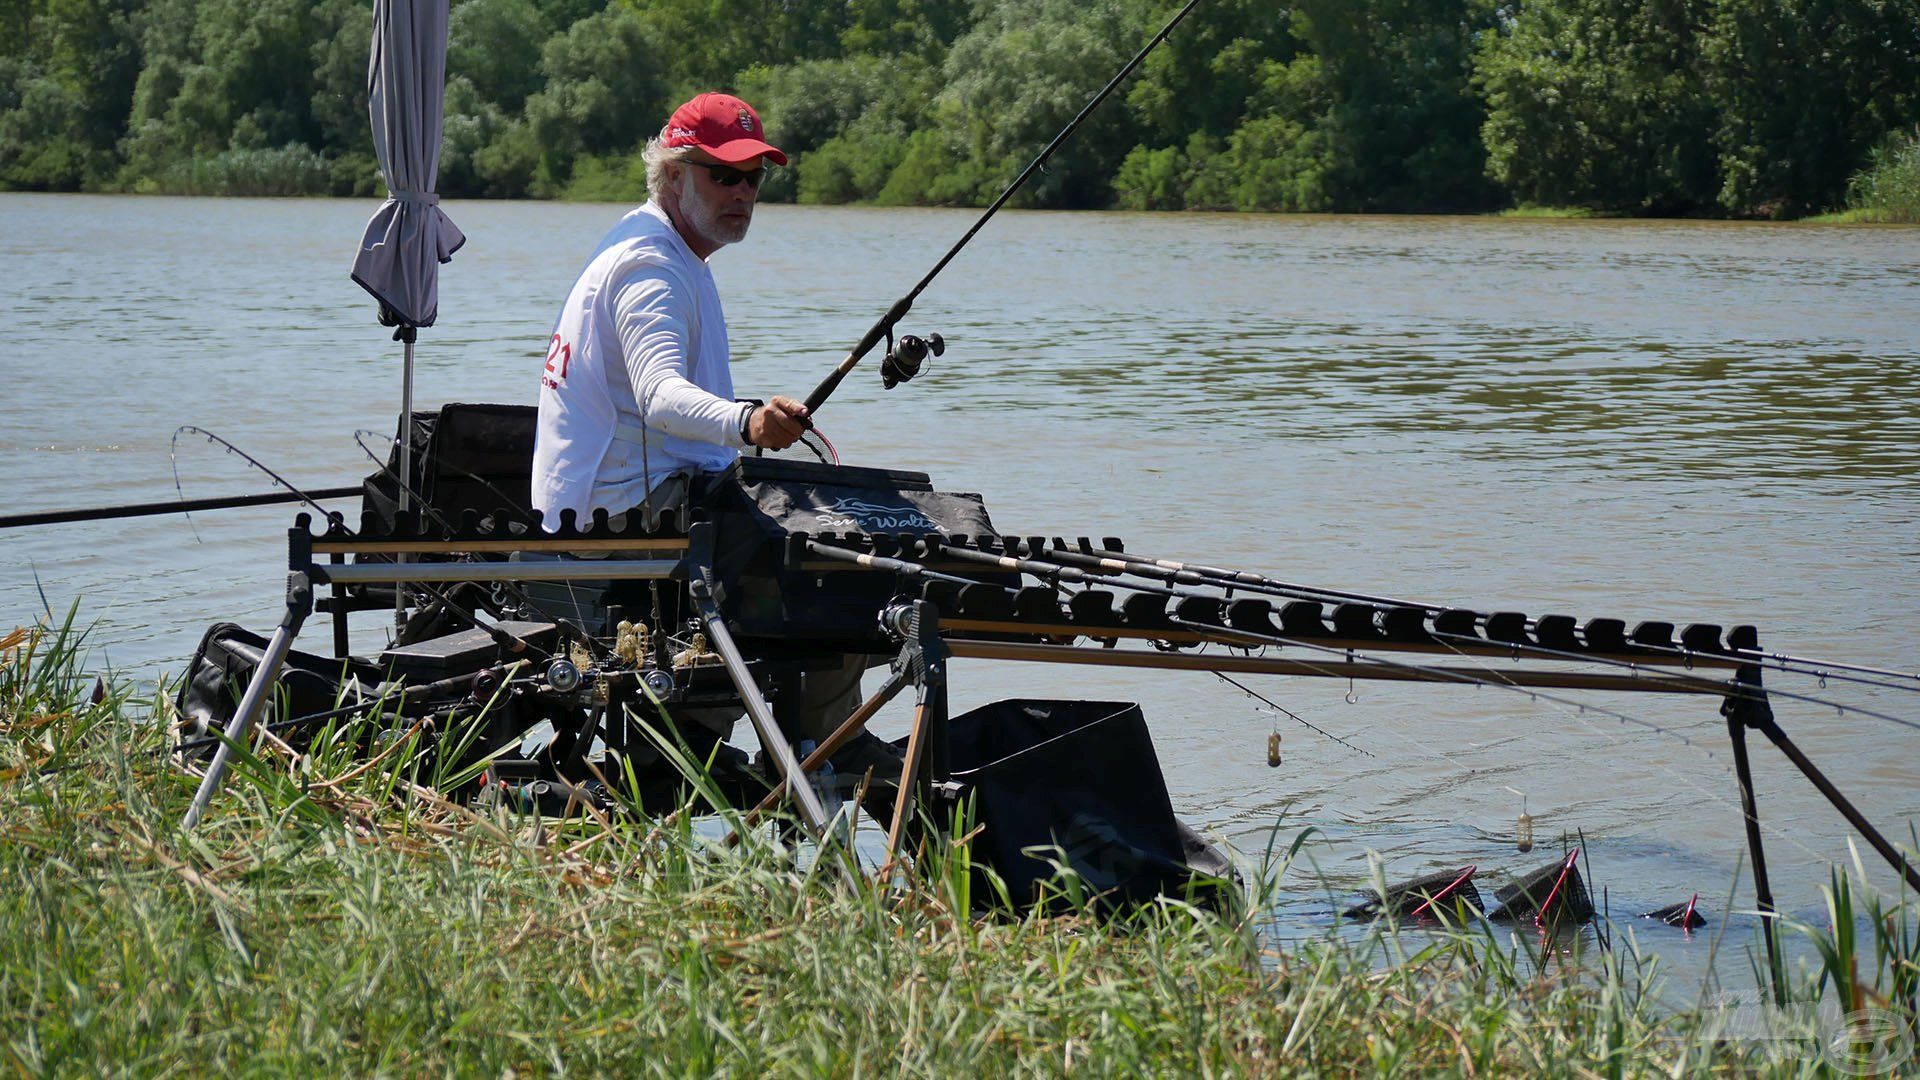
top-left (0, 425), bottom-right (359, 532)
top-left (801, 0), bottom-right (1207, 418)
top-left (0, 486), bottom-right (360, 530)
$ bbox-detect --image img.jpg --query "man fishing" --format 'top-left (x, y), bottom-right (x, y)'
top-left (532, 91), bottom-right (806, 525)
top-left (530, 91), bottom-right (896, 782)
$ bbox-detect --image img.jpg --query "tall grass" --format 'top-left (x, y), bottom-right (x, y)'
top-left (137, 145), bottom-right (335, 197)
top-left (1845, 128), bottom-right (1920, 224)
top-left (2, 616), bottom-right (1913, 1074)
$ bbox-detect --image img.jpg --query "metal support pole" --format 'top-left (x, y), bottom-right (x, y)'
top-left (684, 525), bottom-right (829, 836)
top-left (884, 601), bottom-right (950, 873)
top-left (1723, 664), bottom-right (1785, 1005)
top-left (1750, 711), bottom-right (1920, 895)
top-left (396, 328), bottom-right (416, 630)
top-left (914, 600), bottom-right (950, 798)
top-left (330, 551), bottom-right (350, 658)
top-left (183, 573), bottom-right (312, 829)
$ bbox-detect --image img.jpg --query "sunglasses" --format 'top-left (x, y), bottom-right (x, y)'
top-left (694, 162), bottom-right (766, 189)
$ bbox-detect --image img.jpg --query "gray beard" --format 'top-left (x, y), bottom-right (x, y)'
top-left (681, 183), bottom-right (751, 250)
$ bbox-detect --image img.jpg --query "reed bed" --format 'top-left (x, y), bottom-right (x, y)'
top-left (1, 614), bottom-right (1913, 1076)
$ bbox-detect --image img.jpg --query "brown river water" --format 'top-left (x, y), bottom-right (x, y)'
top-left (3, 193), bottom-right (1917, 992)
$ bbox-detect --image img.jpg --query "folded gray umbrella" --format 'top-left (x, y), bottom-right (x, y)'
top-left (350, 0), bottom-right (466, 626)
top-left (351, 0), bottom-right (464, 329)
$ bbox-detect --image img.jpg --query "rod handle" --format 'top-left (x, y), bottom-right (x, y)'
top-left (803, 295), bottom-right (914, 415)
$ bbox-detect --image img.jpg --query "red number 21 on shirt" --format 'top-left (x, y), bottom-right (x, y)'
top-left (543, 334), bottom-right (571, 388)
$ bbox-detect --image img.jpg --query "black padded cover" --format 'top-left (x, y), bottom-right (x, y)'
top-left (704, 457), bottom-right (1003, 647)
top-left (945, 698), bottom-right (1222, 911)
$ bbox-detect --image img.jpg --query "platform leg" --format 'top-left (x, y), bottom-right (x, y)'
top-left (183, 574), bottom-right (311, 829)
top-left (684, 524), bottom-right (830, 836)
top-left (1723, 664), bottom-right (1785, 1005)
top-left (882, 601), bottom-right (949, 876)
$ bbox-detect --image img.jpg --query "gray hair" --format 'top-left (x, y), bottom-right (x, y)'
top-left (642, 136), bottom-right (695, 197)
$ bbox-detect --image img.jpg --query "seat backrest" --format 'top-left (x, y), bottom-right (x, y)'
top-left (421, 402), bottom-right (538, 525)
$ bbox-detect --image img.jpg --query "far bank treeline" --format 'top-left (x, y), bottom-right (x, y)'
top-left (4, 0), bottom-right (1919, 219)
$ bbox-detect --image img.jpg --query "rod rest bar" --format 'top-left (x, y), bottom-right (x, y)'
top-left (773, 531), bottom-right (1755, 669)
top-left (1485, 612), bottom-right (1530, 644)
top-left (1681, 623), bottom-right (1724, 652)
top-left (1121, 592), bottom-right (1174, 631)
top-left (296, 502), bottom-right (692, 543)
top-left (1013, 586), bottom-right (1063, 621)
top-left (1227, 598), bottom-right (1276, 634)
top-left (316, 559), bottom-right (681, 585)
top-left (1333, 603), bottom-right (1386, 641)
top-left (1174, 595), bottom-right (1224, 627)
top-left (1070, 589), bottom-right (1122, 626)
top-left (1633, 621), bottom-right (1676, 649)
top-left (1583, 617), bottom-right (1629, 651)
top-left (1280, 601), bottom-right (1329, 636)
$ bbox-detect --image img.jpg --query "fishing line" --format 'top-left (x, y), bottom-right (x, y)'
top-left (1187, 616), bottom-right (1856, 873)
top-left (1214, 672), bottom-right (1374, 757)
top-left (906, 541), bottom-right (1855, 873)
top-left (1010, 544), bottom-right (1905, 871)
top-left (1420, 628), bottom-right (1920, 736)
top-left (351, 429), bottom-right (539, 530)
top-left (1163, 613), bottom-right (1723, 755)
top-left (1425, 633), bottom-right (1848, 870)
top-left (942, 540), bottom-right (1744, 754)
top-left (1623, 638), bottom-right (1920, 697)
top-left (1728, 651), bottom-right (1920, 685)
top-left (1082, 545), bottom-right (1442, 610)
top-left (170, 426), bottom-right (342, 543)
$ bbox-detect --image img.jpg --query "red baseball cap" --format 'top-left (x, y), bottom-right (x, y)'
top-left (662, 92), bottom-right (787, 166)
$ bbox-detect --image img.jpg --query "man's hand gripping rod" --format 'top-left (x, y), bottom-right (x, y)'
top-left (800, 0), bottom-right (1207, 419)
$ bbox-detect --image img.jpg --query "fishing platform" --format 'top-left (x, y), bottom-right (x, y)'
top-left (166, 403), bottom-right (1920, 971)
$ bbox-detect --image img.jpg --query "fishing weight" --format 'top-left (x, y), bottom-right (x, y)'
top-left (881, 332), bottom-right (944, 389)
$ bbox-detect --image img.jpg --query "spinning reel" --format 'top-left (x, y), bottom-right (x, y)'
top-left (880, 331), bottom-right (944, 390)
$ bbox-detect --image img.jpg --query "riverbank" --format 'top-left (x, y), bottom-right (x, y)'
top-left (4, 617), bottom-right (1912, 1074)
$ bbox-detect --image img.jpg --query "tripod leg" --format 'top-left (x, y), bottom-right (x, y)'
top-left (184, 574), bottom-right (311, 829)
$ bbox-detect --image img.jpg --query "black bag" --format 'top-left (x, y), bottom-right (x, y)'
top-left (703, 457), bottom-right (1009, 649)
top-left (944, 698), bottom-right (1233, 912)
top-left (174, 622), bottom-right (380, 750)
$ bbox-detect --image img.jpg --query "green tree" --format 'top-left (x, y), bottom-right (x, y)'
top-left (631, 0), bottom-right (849, 98)
top-left (1474, 0), bottom-right (1717, 213)
top-left (1704, 0), bottom-right (1920, 216)
top-left (902, 0), bottom-right (1143, 208)
top-left (448, 0), bottom-right (548, 112)
top-left (838, 0), bottom-right (970, 56)
top-left (1124, 0), bottom-right (1302, 147)
top-left (521, 4), bottom-right (665, 190)
top-left (735, 54), bottom-right (897, 158)
top-left (0, 0), bottom-right (143, 189)
top-left (1293, 0), bottom-right (1497, 211)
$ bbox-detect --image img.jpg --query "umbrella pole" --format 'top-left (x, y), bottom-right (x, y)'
top-left (396, 327), bottom-right (417, 630)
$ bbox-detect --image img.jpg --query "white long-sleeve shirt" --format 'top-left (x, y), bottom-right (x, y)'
top-left (531, 202), bottom-right (751, 529)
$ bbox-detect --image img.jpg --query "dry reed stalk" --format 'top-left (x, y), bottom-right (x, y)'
top-left (309, 717), bottom-right (433, 790)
